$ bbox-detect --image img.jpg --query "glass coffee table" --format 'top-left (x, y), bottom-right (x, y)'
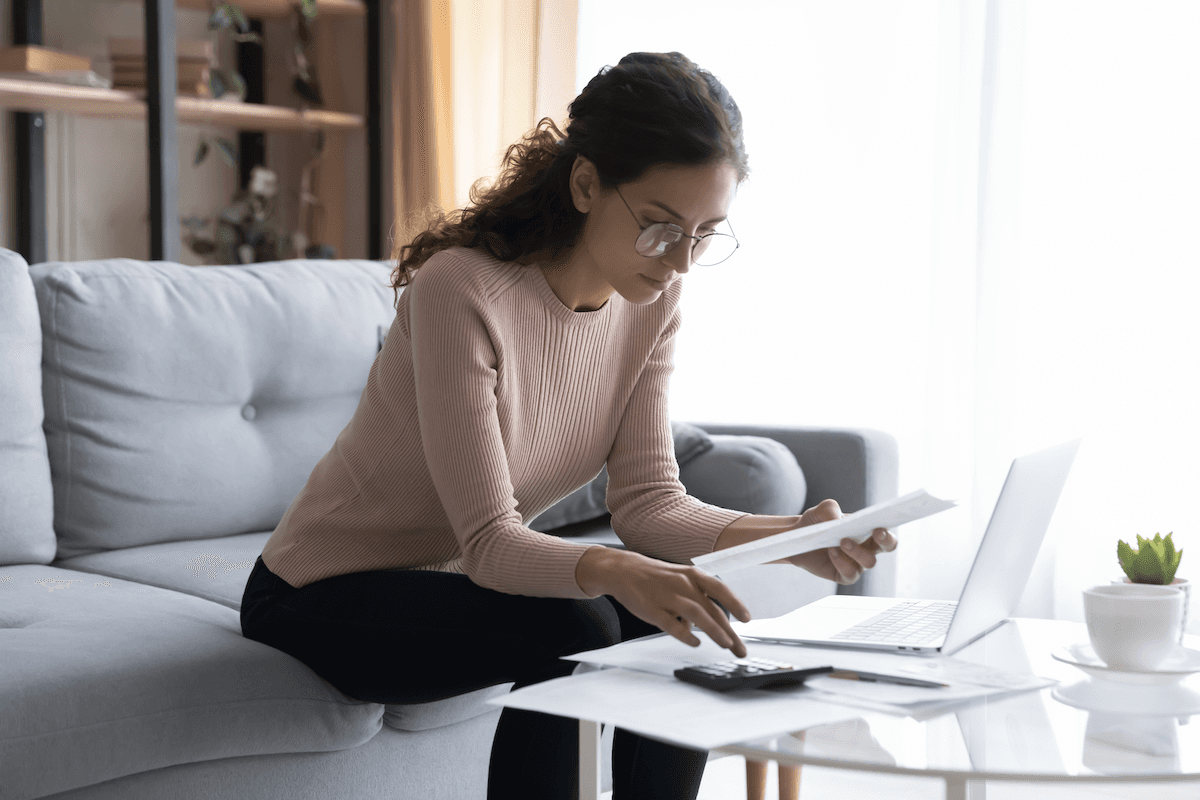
top-left (712, 618), bottom-right (1200, 800)
top-left (573, 618), bottom-right (1200, 799)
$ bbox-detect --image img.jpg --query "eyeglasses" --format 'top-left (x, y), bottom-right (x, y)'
top-left (614, 186), bottom-right (739, 266)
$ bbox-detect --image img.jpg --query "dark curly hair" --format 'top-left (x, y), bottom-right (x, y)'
top-left (389, 51), bottom-right (749, 305)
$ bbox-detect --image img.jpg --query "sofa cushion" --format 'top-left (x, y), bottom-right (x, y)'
top-left (537, 431), bottom-right (807, 537)
top-left (52, 531), bottom-right (274, 610)
top-left (0, 248), bottom-right (55, 566)
top-left (671, 420), bottom-right (716, 465)
top-left (30, 257), bottom-right (396, 559)
top-left (0, 564), bottom-right (386, 800)
top-left (543, 434), bottom-right (819, 619)
top-left (529, 421), bottom-right (715, 531)
top-left (53, 535), bottom-right (512, 734)
top-left (528, 471), bottom-right (609, 532)
top-left (382, 684), bottom-right (513, 732)
top-left (679, 434), bottom-right (807, 516)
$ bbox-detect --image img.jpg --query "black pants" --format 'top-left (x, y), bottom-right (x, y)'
top-left (240, 556), bottom-right (707, 800)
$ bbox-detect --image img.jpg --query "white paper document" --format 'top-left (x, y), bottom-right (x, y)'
top-left (692, 489), bottom-right (956, 575)
top-left (562, 632), bottom-right (1055, 720)
top-left (804, 666), bottom-right (1056, 720)
top-left (489, 666), bottom-right (860, 751)
top-left (562, 632), bottom-right (735, 677)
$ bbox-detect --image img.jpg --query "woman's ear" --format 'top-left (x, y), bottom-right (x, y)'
top-left (569, 155), bottom-right (599, 214)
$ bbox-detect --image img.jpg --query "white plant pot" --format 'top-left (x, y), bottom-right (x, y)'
top-left (1117, 576), bottom-right (1190, 643)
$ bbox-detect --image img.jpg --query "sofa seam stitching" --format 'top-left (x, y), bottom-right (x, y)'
top-left (48, 280), bottom-right (73, 540)
top-left (0, 696), bottom-right (379, 743)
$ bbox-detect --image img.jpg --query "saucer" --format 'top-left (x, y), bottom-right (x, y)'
top-left (1053, 678), bottom-right (1200, 716)
top-left (1051, 642), bottom-right (1200, 685)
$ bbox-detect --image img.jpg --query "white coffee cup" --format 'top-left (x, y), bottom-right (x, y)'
top-left (1083, 584), bottom-right (1184, 671)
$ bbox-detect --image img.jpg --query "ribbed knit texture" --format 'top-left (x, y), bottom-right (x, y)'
top-left (261, 247), bottom-right (745, 598)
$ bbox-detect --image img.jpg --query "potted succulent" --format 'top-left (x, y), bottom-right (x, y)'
top-left (1117, 532), bottom-right (1188, 641)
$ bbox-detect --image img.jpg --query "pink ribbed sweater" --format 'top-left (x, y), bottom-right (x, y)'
top-left (260, 246), bottom-right (745, 598)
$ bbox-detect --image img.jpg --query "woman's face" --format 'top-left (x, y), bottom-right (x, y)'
top-left (567, 159), bottom-right (739, 309)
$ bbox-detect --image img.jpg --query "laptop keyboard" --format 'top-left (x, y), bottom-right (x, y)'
top-left (830, 600), bottom-right (957, 644)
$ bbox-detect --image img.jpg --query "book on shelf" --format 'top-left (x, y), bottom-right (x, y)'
top-left (106, 38), bottom-right (215, 98)
top-left (111, 56), bottom-right (213, 71)
top-left (0, 70), bottom-right (112, 89)
top-left (0, 45), bottom-right (91, 73)
top-left (108, 37), bottom-right (215, 63)
top-left (112, 76), bottom-right (213, 98)
top-left (111, 62), bottom-right (212, 83)
top-left (125, 87), bottom-right (241, 104)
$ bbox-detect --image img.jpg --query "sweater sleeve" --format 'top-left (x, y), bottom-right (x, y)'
top-left (408, 253), bottom-right (598, 598)
top-left (604, 304), bottom-right (747, 563)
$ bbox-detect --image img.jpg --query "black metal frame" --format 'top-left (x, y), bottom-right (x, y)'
top-left (12, 0), bottom-right (45, 265)
top-left (366, 0), bottom-right (382, 260)
top-left (146, 0), bottom-right (180, 262)
top-left (236, 19), bottom-right (266, 193)
top-left (11, 0), bottom-right (385, 264)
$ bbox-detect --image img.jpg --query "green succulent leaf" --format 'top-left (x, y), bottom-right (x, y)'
top-left (1164, 533), bottom-right (1181, 570)
top-left (229, 71), bottom-right (247, 101)
top-left (227, 3), bottom-right (251, 33)
top-left (215, 137), bottom-right (238, 168)
top-left (1117, 539), bottom-right (1138, 581)
top-left (193, 137), bottom-right (209, 166)
top-left (230, 30), bottom-right (264, 45)
top-left (1117, 532), bottom-right (1183, 585)
top-left (208, 5), bottom-right (233, 31)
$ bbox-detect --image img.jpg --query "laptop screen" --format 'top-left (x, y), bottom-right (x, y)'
top-left (942, 439), bottom-right (1081, 654)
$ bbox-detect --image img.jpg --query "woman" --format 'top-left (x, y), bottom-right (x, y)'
top-left (241, 51), bottom-right (896, 800)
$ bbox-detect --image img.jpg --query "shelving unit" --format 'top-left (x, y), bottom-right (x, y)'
top-left (6, 0), bottom-right (383, 263)
top-left (0, 78), bottom-right (365, 129)
top-left (177, 0), bottom-right (365, 17)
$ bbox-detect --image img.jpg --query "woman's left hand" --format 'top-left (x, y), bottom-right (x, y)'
top-left (785, 499), bottom-right (898, 585)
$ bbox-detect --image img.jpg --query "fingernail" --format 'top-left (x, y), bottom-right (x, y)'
top-left (841, 541), bottom-right (854, 552)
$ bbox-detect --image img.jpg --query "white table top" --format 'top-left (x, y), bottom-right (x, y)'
top-left (721, 618), bottom-right (1200, 782)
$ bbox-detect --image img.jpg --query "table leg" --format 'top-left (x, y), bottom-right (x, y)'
top-left (745, 759), bottom-right (768, 800)
top-left (579, 719), bottom-right (602, 800)
top-left (944, 775), bottom-right (967, 800)
top-left (779, 763), bottom-right (801, 799)
top-left (778, 729), bottom-right (805, 800)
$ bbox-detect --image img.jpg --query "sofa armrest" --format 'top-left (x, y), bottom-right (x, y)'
top-left (693, 424), bottom-right (899, 598)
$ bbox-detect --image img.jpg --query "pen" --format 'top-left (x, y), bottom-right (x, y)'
top-left (827, 670), bottom-right (948, 688)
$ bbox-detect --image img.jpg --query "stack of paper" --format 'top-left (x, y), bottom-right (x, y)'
top-left (0, 45), bottom-right (110, 88)
top-left (108, 38), bottom-right (215, 97)
top-left (561, 633), bottom-right (1054, 720)
top-left (491, 666), bottom-right (859, 751)
top-left (492, 489), bottom-right (1054, 752)
top-left (804, 658), bottom-right (1055, 720)
top-left (692, 490), bottom-right (957, 575)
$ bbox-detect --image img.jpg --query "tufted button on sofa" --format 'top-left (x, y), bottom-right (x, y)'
top-left (0, 249), bottom-right (897, 800)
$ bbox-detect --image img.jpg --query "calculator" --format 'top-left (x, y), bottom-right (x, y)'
top-left (673, 658), bottom-right (834, 692)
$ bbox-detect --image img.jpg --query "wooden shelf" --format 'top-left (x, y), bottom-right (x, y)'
top-left (0, 78), bottom-right (363, 131)
top-left (176, 0), bottom-right (365, 18)
top-left (178, 96), bottom-right (362, 130)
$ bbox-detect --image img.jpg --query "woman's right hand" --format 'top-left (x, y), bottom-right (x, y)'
top-left (575, 546), bottom-right (752, 658)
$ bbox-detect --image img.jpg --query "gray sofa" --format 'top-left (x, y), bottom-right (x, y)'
top-left (0, 248), bottom-right (898, 800)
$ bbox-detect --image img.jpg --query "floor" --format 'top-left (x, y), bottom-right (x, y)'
top-left (683, 754), bottom-right (1200, 800)
top-left (694, 755), bottom-right (939, 799)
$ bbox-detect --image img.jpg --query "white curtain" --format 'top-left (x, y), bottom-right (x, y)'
top-left (448, 0), bottom-right (579, 210)
top-left (575, 0), bottom-right (1200, 626)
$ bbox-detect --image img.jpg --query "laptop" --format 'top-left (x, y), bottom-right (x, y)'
top-left (732, 438), bottom-right (1081, 657)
